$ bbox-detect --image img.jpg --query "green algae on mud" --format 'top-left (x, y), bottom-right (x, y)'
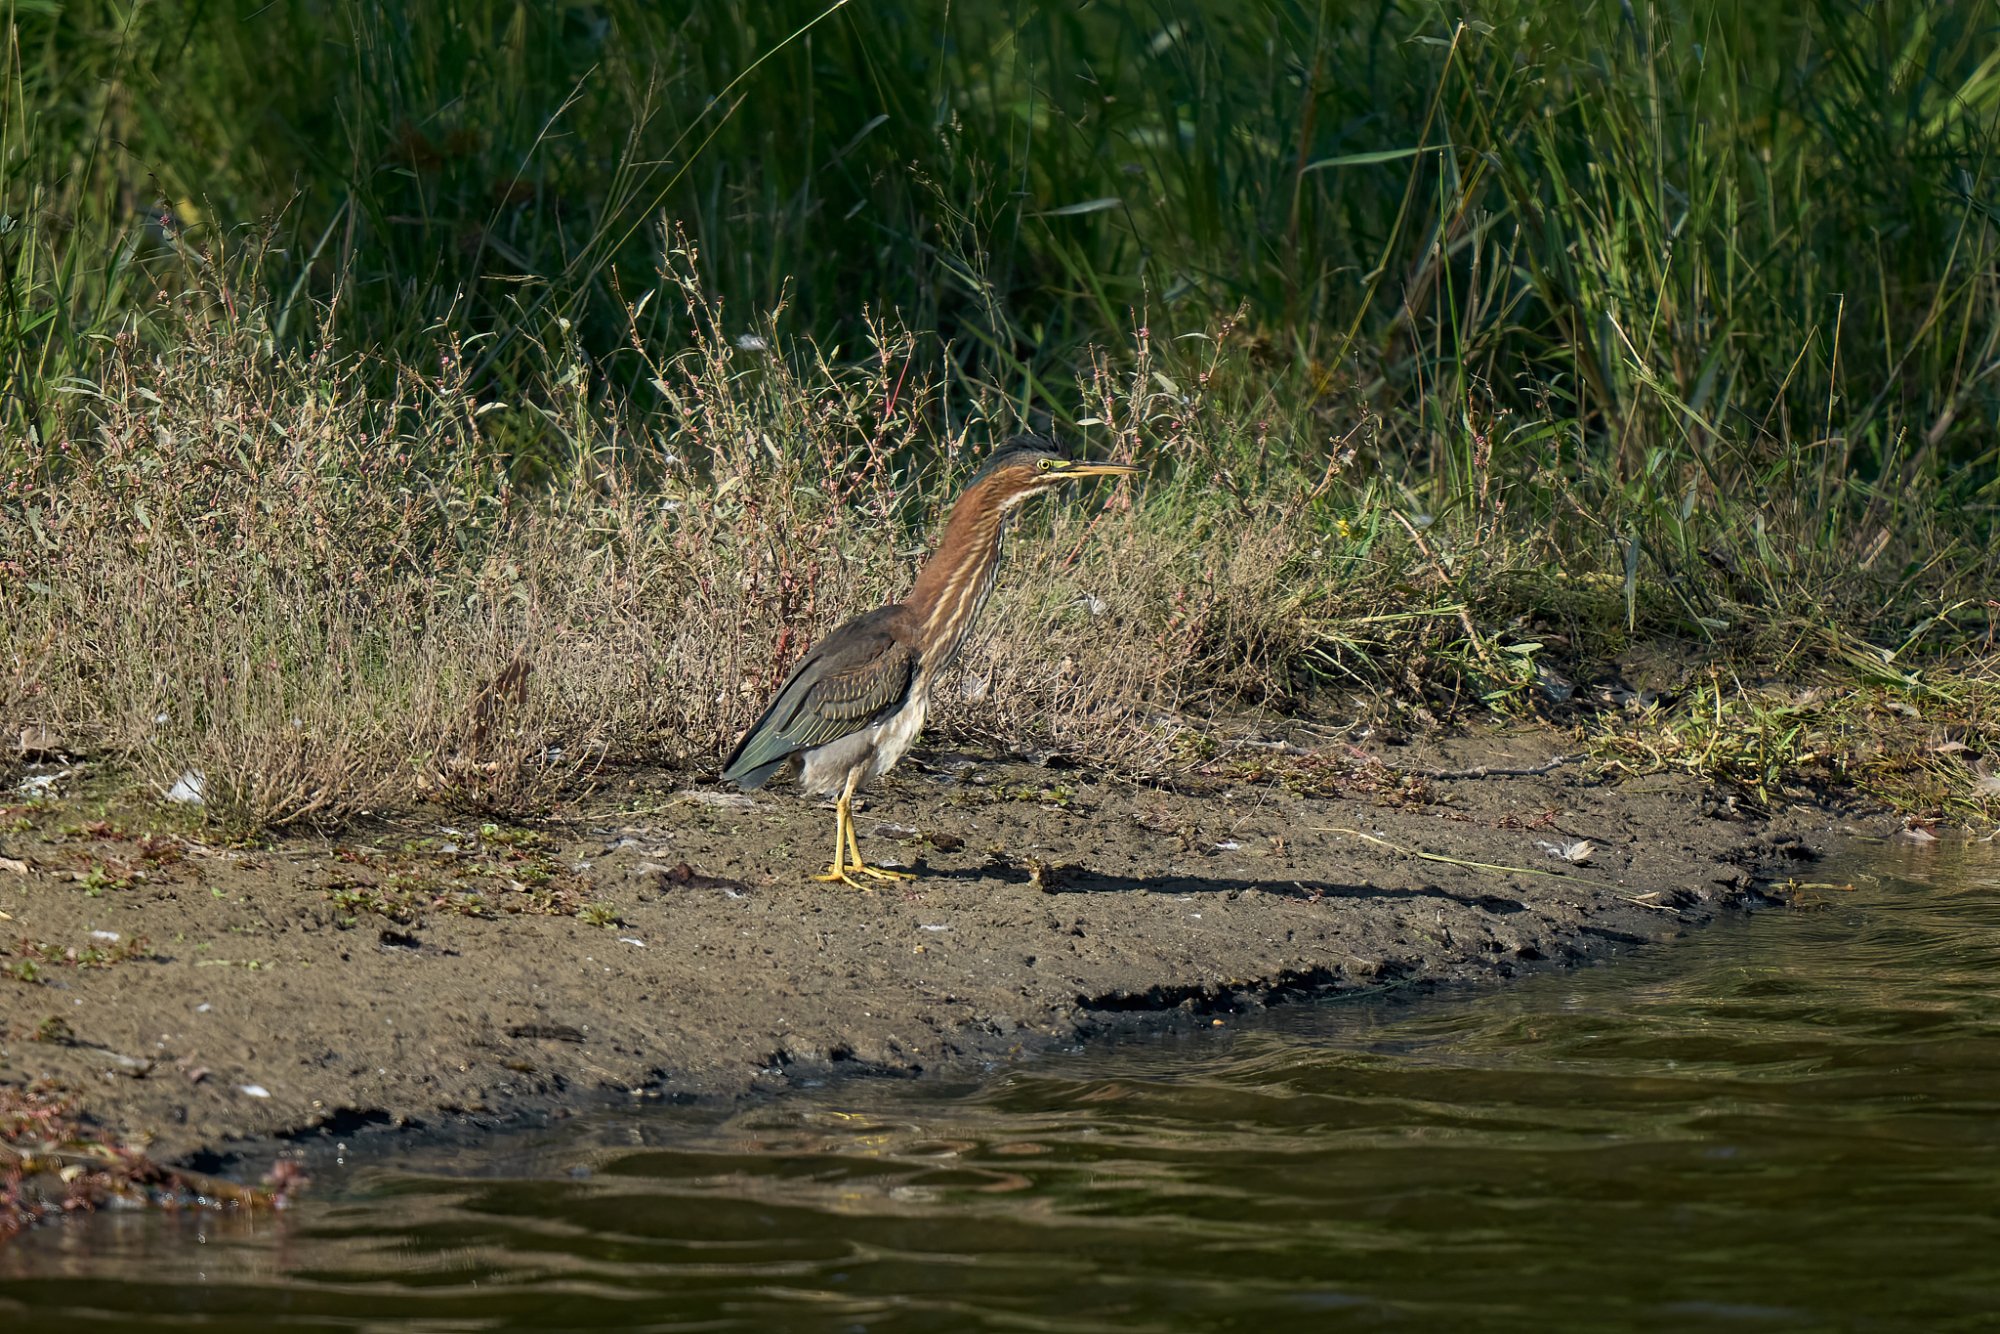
top-left (0, 728), bottom-right (1900, 1206)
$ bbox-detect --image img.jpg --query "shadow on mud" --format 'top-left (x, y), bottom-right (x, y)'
top-left (934, 858), bottom-right (1531, 914)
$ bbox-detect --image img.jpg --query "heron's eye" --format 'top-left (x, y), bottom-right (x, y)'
top-left (1036, 457), bottom-right (1053, 472)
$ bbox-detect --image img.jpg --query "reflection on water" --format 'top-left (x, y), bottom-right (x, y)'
top-left (4, 842), bottom-right (1998, 1332)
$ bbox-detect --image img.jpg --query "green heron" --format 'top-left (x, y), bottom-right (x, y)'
top-left (722, 438), bottom-right (1139, 886)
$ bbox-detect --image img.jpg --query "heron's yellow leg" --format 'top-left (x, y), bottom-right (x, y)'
top-left (844, 795), bottom-right (915, 881)
top-left (843, 812), bottom-right (864, 869)
top-left (812, 779), bottom-right (869, 888)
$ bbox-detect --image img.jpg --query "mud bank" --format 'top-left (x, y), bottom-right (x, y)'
top-left (0, 730), bottom-right (1879, 1168)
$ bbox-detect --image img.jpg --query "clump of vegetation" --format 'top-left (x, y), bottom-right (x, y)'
top-left (323, 824), bottom-right (598, 926)
top-left (4, 934), bottom-right (156, 979)
top-left (0, 0), bottom-right (1994, 832)
top-left (1595, 669), bottom-right (2000, 823)
top-left (0, 1082), bottom-right (304, 1240)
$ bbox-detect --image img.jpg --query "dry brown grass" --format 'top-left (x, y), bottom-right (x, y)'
top-left (0, 269), bottom-right (1351, 829)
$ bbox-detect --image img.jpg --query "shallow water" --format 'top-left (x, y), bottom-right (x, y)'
top-left (4, 840), bottom-right (1997, 1332)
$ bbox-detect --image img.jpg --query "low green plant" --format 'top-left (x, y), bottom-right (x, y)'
top-left (4, 935), bottom-right (154, 976)
top-left (77, 863), bottom-right (135, 897)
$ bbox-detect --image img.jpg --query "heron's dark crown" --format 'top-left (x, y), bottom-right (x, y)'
top-left (963, 434), bottom-right (1140, 509)
top-left (968, 435), bottom-right (1066, 486)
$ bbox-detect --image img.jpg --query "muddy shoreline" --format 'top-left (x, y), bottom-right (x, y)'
top-left (0, 729), bottom-right (1883, 1173)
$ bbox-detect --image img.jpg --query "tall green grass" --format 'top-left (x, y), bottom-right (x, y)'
top-left (9, 2), bottom-right (2000, 464)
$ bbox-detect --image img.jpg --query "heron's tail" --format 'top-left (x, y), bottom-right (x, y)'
top-left (720, 753), bottom-right (786, 790)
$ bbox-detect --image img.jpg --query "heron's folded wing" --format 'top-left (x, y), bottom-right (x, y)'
top-left (783, 638), bottom-right (918, 749)
top-left (722, 622), bottom-right (917, 784)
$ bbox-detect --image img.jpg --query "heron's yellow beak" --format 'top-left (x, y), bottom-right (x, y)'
top-left (1055, 460), bottom-right (1140, 479)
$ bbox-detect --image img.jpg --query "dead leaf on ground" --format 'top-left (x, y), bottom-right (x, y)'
top-left (16, 726), bottom-right (70, 760)
top-left (673, 789), bottom-right (758, 810)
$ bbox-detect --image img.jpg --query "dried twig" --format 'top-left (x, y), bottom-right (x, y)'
top-left (1316, 825), bottom-right (1667, 908)
top-left (1418, 754), bottom-right (1582, 780)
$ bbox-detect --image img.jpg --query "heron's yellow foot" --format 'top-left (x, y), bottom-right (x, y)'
top-left (842, 816), bottom-right (913, 881)
top-left (812, 801), bottom-right (873, 887)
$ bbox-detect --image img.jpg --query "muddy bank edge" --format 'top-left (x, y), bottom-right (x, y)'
top-left (0, 732), bottom-right (1890, 1171)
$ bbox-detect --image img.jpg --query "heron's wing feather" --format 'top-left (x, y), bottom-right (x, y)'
top-left (781, 641), bottom-right (918, 748)
top-left (721, 612), bottom-right (918, 787)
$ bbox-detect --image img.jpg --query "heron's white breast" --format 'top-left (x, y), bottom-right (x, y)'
top-left (865, 689), bottom-right (929, 782)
